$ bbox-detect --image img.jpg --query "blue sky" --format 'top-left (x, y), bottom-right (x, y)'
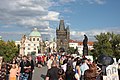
top-left (0, 0), bottom-right (120, 41)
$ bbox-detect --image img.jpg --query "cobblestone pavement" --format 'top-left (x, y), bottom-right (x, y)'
top-left (32, 66), bottom-right (47, 80)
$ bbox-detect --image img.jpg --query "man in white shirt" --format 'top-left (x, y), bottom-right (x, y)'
top-left (80, 59), bottom-right (89, 80)
top-left (61, 59), bottom-right (68, 72)
top-left (47, 55), bottom-right (54, 69)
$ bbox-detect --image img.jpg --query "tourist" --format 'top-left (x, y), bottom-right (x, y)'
top-left (12, 57), bottom-right (17, 64)
top-left (59, 56), bottom-right (64, 65)
top-left (0, 58), bottom-right (6, 80)
top-left (19, 55), bottom-right (31, 80)
top-left (11, 57), bottom-right (19, 71)
top-left (6, 61), bottom-right (11, 80)
top-left (80, 59), bottom-right (89, 80)
top-left (73, 57), bottom-right (78, 70)
top-left (75, 60), bottom-right (81, 80)
top-left (61, 59), bottom-right (68, 72)
top-left (41, 55), bottom-right (45, 66)
top-left (28, 55), bottom-right (34, 80)
top-left (44, 55), bottom-right (47, 65)
top-left (118, 59), bottom-right (120, 79)
top-left (67, 56), bottom-right (73, 67)
top-left (84, 63), bottom-right (97, 80)
top-left (46, 60), bottom-right (59, 80)
top-left (65, 63), bottom-right (76, 80)
top-left (47, 55), bottom-right (54, 69)
top-left (36, 55), bottom-right (42, 68)
top-left (9, 64), bottom-right (18, 80)
top-left (55, 55), bottom-right (59, 63)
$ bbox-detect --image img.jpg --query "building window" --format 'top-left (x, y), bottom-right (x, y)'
top-left (34, 44), bottom-right (36, 46)
top-left (34, 48), bottom-right (36, 50)
top-left (28, 44), bottom-right (30, 46)
top-left (30, 38), bottom-right (31, 41)
top-left (33, 38), bottom-right (35, 41)
top-left (28, 48), bottom-right (30, 50)
top-left (37, 38), bottom-right (39, 41)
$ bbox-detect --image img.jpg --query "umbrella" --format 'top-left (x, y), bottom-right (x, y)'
top-left (98, 54), bottom-right (114, 66)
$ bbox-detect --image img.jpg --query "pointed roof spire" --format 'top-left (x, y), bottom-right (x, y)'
top-left (59, 20), bottom-right (65, 30)
top-left (66, 25), bottom-right (69, 30)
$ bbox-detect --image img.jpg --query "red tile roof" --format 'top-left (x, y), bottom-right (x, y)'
top-left (69, 39), bottom-right (94, 46)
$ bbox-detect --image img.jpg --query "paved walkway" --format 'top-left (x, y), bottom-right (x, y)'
top-left (32, 66), bottom-right (47, 80)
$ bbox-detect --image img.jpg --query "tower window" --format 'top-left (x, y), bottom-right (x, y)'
top-left (28, 44), bottom-right (30, 46)
top-left (33, 38), bottom-right (35, 41)
top-left (28, 48), bottom-right (30, 50)
top-left (34, 48), bottom-right (36, 50)
top-left (37, 38), bottom-right (39, 41)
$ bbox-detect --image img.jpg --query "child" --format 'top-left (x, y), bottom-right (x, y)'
top-left (9, 64), bottom-right (18, 80)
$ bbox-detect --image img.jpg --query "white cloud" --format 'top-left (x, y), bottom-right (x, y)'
top-left (60, 0), bottom-right (76, 3)
top-left (70, 27), bottom-right (120, 41)
top-left (95, 0), bottom-right (105, 4)
top-left (51, 0), bottom-right (76, 6)
top-left (1, 25), bottom-right (14, 28)
top-left (0, 0), bottom-right (61, 41)
top-left (85, 0), bottom-right (94, 4)
top-left (66, 23), bottom-right (71, 26)
top-left (70, 31), bottom-right (85, 36)
top-left (63, 8), bottom-right (72, 13)
top-left (84, 0), bottom-right (106, 4)
top-left (41, 11), bottom-right (60, 21)
top-left (70, 30), bottom-right (86, 41)
top-left (19, 18), bottom-right (49, 28)
top-left (0, 27), bottom-right (55, 41)
top-left (0, 0), bottom-right (60, 29)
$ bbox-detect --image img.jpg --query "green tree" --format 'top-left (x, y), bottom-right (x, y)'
top-left (109, 33), bottom-right (120, 59)
top-left (0, 40), bottom-right (6, 56)
top-left (0, 40), bottom-right (18, 62)
top-left (67, 47), bottom-right (76, 54)
top-left (74, 47), bottom-right (79, 55)
top-left (92, 32), bottom-right (120, 59)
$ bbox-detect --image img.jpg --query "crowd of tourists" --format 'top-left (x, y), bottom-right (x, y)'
top-left (45, 54), bottom-right (103, 80)
top-left (0, 53), bottom-right (120, 80)
top-left (45, 53), bottom-right (120, 80)
top-left (0, 55), bottom-right (34, 80)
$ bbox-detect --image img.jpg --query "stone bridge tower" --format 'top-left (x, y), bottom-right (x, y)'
top-left (56, 20), bottom-right (70, 52)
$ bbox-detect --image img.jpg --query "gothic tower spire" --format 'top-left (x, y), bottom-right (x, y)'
top-left (59, 20), bottom-right (65, 30)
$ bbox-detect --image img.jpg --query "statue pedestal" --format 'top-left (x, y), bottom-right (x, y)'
top-left (83, 46), bottom-right (88, 56)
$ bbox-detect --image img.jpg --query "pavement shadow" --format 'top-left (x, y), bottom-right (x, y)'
top-left (41, 74), bottom-right (46, 79)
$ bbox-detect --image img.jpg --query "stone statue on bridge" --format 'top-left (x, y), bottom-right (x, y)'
top-left (83, 35), bottom-right (88, 56)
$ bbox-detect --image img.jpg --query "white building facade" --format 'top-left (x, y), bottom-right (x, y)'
top-left (69, 40), bottom-right (94, 56)
top-left (15, 28), bottom-right (42, 55)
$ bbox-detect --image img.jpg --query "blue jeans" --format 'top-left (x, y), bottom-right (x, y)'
top-left (6, 74), bottom-right (9, 80)
top-left (19, 73), bottom-right (29, 80)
